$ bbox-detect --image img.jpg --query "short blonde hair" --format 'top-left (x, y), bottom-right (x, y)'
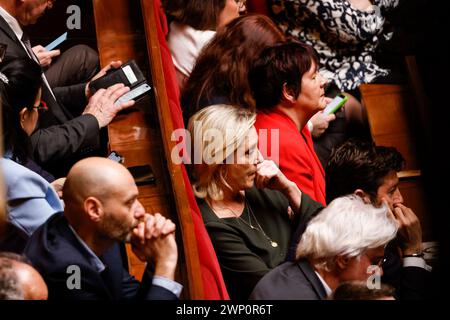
top-left (187, 104), bottom-right (256, 200)
top-left (296, 195), bottom-right (398, 271)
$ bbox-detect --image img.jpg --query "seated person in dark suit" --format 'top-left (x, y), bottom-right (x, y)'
top-left (33, 42), bottom-right (99, 89)
top-left (0, 252), bottom-right (48, 300)
top-left (26, 2), bottom-right (100, 90)
top-left (323, 139), bottom-right (431, 299)
top-left (24, 157), bottom-right (182, 300)
top-left (34, 43), bottom-right (99, 88)
top-left (26, 1), bottom-right (98, 88)
top-left (0, 0), bottom-right (135, 177)
top-left (250, 195), bottom-right (398, 300)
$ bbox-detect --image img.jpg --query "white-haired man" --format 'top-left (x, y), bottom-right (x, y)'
top-left (250, 195), bottom-right (398, 300)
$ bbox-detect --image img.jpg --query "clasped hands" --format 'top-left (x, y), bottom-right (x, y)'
top-left (129, 213), bottom-right (178, 278)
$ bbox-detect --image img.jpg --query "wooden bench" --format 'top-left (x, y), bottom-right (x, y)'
top-left (92, 0), bottom-right (204, 299)
top-left (360, 77), bottom-right (433, 240)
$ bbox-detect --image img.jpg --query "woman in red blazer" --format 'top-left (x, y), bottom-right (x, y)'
top-left (249, 42), bottom-right (329, 205)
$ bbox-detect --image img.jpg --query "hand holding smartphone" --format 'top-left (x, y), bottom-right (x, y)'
top-left (45, 32), bottom-right (68, 51)
top-left (322, 93), bottom-right (348, 115)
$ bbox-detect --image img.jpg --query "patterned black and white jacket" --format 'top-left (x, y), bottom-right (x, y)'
top-left (270, 0), bottom-right (400, 91)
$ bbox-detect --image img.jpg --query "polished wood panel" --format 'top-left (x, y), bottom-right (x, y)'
top-left (360, 83), bottom-right (433, 240)
top-left (405, 55), bottom-right (431, 143)
top-left (92, 0), bottom-right (151, 282)
top-left (92, 0), bottom-right (204, 299)
top-left (359, 84), bottom-right (419, 170)
top-left (398, 177), bottom-right (432, 241)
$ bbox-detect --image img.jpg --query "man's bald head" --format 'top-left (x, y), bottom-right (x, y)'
top-left (63, 157), bottom-right (134, 206)
top-left (62, 157), bottom-right (139, 229)
top-left (14, 260), bottom-right (48, 300)
top-left (0, 253), bottom-right (47, 300)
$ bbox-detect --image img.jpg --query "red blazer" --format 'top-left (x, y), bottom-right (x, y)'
top-left (255, 109), bottom-right (326, 206)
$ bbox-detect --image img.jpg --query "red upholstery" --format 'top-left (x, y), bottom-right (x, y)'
top-left (153, 0), bottom-right (230, 300)
top-left (246, 0), bottom-right (270, 15)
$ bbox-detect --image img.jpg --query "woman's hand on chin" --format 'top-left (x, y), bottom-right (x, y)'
top-left (255, 160), bottom-right (292, 191)
top-left (255, 160), bottom-right (302, 212)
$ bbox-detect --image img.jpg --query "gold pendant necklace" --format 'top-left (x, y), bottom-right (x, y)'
top-left (209, 198), bottom-right (279, 248)
top-left (246, 200), bottom-right (278, 248)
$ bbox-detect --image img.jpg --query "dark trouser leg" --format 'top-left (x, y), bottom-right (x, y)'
top-left (45, 44), bottom-right (99, 88)
top-left (313, 109), bottom-right (348, 168)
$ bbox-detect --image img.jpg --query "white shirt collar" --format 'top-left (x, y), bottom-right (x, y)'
top-left (314, 270), bottom-right (333, 297)
top-left (0, 5), bottom-right (24, 40)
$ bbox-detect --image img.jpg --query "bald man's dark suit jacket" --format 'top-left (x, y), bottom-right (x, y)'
top-left (24, 213), bottom-right (177, 300)
top-left (249, 259), bottom-right (328, 300)
top-left (0, 14), bottom-right (101, 176)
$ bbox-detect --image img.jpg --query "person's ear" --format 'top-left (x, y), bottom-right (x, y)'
top-left (336, 255), bottom-right (350, 270)
top-left (19, 107), bottom-right (28, 130)
top-left (354, 189), bottom-right (371, 204)
top-left (84, 197), bottom-right (103, 222)
top-left (282, 83), bottom-right (296, 104)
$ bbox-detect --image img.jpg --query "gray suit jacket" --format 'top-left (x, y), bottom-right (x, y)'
top-left (250, 259), bottom-right (328, 300)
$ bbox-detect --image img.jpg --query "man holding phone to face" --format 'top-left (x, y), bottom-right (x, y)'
top-left (0, 0), bottom-right (134, 177)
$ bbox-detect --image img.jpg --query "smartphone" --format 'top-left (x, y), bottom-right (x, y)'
top-left (114, 83), bottom-right (151, 107)
top-left (323, 93), bottom-right (348, 115)
top-left (108, 151), bottom-right (125, 163)
top-left (45, 32), bottom-right (68, 51)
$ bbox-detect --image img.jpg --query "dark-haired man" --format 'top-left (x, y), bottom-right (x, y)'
top-left (284, 140), bottom-right (431, 299)
top-left (324, 139), bottom-right (431, 299)
top-left (325, 140), bottom-right (424, 256)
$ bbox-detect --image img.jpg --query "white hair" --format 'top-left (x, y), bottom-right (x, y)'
top-left (296, 195), bottom-right (398, 271)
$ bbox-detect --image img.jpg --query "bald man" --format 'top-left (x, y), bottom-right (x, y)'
top-left (0, 252), bottom-right (47, 300)
top-left (24, 157), bottom-right (182, 300)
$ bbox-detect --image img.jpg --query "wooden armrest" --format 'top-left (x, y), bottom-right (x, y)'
top-left (398, 170), bottom-right (421, 180)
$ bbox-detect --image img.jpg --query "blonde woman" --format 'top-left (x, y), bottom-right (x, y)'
top-left (188, 104), bottom-right (323, 300)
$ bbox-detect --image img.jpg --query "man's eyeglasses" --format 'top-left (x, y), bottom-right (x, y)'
top-left (33, 101), bottom-right (48, 111)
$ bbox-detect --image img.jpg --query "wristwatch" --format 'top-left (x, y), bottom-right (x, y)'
top-left (403, 252), bottom-right (424, 258)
